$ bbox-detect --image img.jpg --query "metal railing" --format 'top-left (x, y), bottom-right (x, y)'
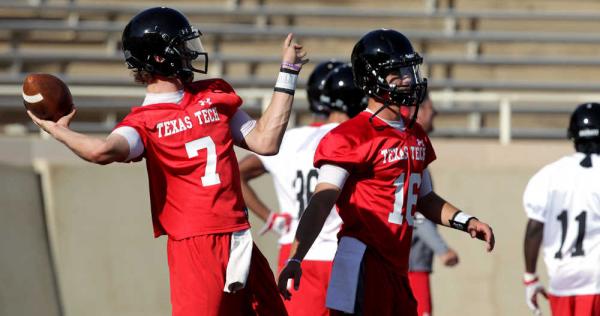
top-left (1, 86), bottom-right (592, 142)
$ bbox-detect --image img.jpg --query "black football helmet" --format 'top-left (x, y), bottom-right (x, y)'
top-left (351, 29), bottom-right (427, 125)
top-left (568, 103), bottom-right (600, 142)
top-left (122, 7), bottom-right (208, 83)
top-left (568, 103), bottom-right (600, 166)
top-left (320, 64), bottom-right (367, 118)
top-left (306, 60), bottom-right (344, 115)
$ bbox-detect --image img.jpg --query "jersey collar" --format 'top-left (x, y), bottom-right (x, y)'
top-left (142, 90), bottom-right (184, 106)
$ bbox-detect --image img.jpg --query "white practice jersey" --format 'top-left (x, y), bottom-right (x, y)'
top-left (523, 153), bottom-right (600, 296)
top-left (258, 123), bottom-right (342, 261)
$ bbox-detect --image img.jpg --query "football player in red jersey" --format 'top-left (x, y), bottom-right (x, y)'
top-left (239, 63), bottom-right (366, 316)
top-left (405, 93), bottom-right (460, 316)
top-left (27, 6), bottom-right (307, 316)
top-left (277, 29), bottom-right (495, 316)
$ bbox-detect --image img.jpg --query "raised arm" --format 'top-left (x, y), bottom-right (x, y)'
top-left (242, 33), bottom-right (308, 155)
top-left (28, 109), bottom-right (129, 164)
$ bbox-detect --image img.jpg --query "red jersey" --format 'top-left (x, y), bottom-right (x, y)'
top-left (314, 111), bottom-right (436, 274)
top-left (116, 79), bottom-right (250, 239)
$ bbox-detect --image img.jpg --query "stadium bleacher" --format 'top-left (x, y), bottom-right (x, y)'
top-left (1, 0), bottom-right (600, 140)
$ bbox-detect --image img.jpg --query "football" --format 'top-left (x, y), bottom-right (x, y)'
top-left (22, 73), bottom-right (73, 122)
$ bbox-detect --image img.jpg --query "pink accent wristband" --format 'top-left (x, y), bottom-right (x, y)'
top-left (281, 62), bottom-right (301, 72)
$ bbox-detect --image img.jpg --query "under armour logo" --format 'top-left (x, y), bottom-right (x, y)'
top-left (416, 139), bottom-right (425, 146)
top-left (199, 98), bottom-right (212, 106)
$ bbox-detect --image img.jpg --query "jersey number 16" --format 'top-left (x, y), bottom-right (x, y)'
top-left (389, 172), bottom-right (421, 226)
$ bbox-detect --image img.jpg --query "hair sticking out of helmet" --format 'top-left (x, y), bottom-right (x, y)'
top-left (319, 64), bottom-right (368, 118)
top-left (351, 29), bottom-right (428, 127)
top-left (568, 102), bottom-right (600, 167)
top-left (306, 60), bottom-right (344, 116)
top-left (122, 7), bottom-right (208, 83)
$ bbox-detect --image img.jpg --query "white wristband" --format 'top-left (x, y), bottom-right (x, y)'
top-left (449, 211), bottom-right (477, 232)
top-left (523, 273), bottom-right (538, 283)
top-left (274, 68), bottom-right (298, 95)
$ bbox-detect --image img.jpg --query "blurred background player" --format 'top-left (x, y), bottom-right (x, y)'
top-left (278, 28), bottom-right (495, 316)
top-left (522, 102), bottom-right (600, 316)
top-left (407, 93), bottom-right (460, 316)
top-left (239, 63), bottom-right (367, 316)
top-left (27, 6), bottom-right (308, 316)
top-left (305, 60), bottom-right (344, 125)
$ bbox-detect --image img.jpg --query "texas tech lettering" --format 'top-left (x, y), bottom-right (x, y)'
top-left (380, 139), bottom-right (427, 164)
top-left (156, 107), bottom-right (221, 138)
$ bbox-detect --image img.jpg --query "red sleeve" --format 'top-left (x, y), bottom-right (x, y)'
top-left (423, 134), bottom-right (436, 168)
top-left (314, 129), bottom-right (366, 171)
top-left (187, 79), bottom-right (243, 117)
top-left (115, 109), bottom-right (143, 132)
top-left (114, 110), bottom-right (148, 157)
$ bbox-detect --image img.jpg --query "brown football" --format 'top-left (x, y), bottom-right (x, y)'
top-left (22, 73), bottom-right (73, 122)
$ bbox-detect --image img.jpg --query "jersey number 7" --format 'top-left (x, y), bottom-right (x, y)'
top-left (185, 136), bottom-right (221, 187)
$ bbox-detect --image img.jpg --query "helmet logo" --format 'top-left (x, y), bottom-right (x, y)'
top-left (579, 129), bottom-right (599, 137)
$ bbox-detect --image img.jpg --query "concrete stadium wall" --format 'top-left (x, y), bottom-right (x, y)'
top-left (426, 139), bottom-right (571, 316)
top-left (0, 137), bottom-right (572, 315)
top-left (41, 160), bottom-right (279, 316)
top-left (0, 164), bottom-right (61, 316)
top-left (41, 163), bottom-right (170, 316)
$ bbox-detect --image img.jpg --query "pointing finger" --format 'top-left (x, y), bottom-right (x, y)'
top-left (284, 33), bottom-right (293, 48)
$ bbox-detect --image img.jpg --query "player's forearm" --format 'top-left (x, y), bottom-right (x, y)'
top-left (290, 204), bottom-right (330, 261)
top-left (240, 179), bottom-right (271, 221)
top-left (238, 155), bottom-right (271, 221)
top-left (290, 187), bottom-right (339, 261)
top-left (245, 92), bottom-right (293, 155)
top-left (524, 219), bottom-right (544, 274)
top-left (418, 191), bottom-right (459, 227)
top-left (50, 126), bottom-right (125, 164)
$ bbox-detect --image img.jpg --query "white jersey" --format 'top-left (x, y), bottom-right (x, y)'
top-left (258, 123), bottom-right (342, 261)
top-left (523, 153), bottom-right (600, 296)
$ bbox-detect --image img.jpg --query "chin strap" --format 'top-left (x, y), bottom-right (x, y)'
top-left (369, 100), bottom-right (420, 129)
top-left (368, 100), bottom-right (390, 125)
top-left (369, 83), bottom-right (422, 129)
top-left (408, 101), bottom-right (420, 129)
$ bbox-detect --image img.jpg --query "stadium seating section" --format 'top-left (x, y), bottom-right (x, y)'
top-left (2, 0), bottom-right (600, 139)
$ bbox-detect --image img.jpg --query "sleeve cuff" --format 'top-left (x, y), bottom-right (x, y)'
top-left (111, 126), bottom-right (144, 161)
top-left (317, 164), bottom-right (350, 189)
top-left (229, 109), bottom-right (257, 144)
